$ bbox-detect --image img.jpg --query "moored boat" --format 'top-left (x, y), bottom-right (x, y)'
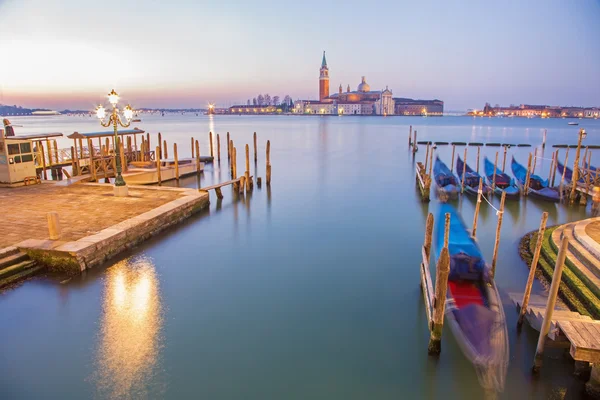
top-left (433, 157), bottom-right (458, 199)
top-left (556, 159), bottom-right (585, 184)
top-left (511, 156), bottom-right (560, 202)
top-left (483, 157), bottom-right (520, 199)
top-left (455, 156), bottom-right (492, 197)
top-left (434, 204), bottom-right (509, 392)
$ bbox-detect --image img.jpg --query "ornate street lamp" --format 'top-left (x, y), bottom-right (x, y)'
top-left (96, 89), bottom-right (134, 197)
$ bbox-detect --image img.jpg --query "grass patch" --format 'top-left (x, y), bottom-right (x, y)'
top-left (520, 229), bottom-right (591, 317)
top-left (526, 226), bottom-right (600, 318)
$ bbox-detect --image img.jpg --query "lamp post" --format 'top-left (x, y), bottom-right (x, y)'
top-left (96, 89), bottom-right (134, 197)
top-left (570, 128), bottom-right (587, 205)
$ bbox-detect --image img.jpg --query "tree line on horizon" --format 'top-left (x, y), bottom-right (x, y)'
top-left (246, 94), bottom-right (294, 111)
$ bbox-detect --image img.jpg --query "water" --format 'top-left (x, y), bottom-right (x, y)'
top-left (2, 114), bottom-right (600, 399)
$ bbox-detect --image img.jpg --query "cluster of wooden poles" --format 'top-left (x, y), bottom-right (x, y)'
top-left (421, 191), bottom-right (506, 354)
top-left (152, 131), bottom-right (273, 197)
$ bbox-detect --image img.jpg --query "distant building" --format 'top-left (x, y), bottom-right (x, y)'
top-left (394, 98), bottom-right (444, 116)
top-left (476, 103), bottom-right (599, 118)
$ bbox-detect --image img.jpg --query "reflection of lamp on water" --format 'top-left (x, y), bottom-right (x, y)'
top-left (96, 90), bottom-right (134, 197)
top-left (94, 258), bottom-right (163, 399)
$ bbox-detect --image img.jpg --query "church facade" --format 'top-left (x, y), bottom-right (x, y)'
top-left (293, 52), bottom-right (395, 115)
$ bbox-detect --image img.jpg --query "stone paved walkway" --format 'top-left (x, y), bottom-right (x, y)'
top-left (0, 183), bottom-right (183, 249)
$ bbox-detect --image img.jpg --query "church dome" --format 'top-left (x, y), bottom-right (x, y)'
top-left (357, 76), bottom-right (370, 92)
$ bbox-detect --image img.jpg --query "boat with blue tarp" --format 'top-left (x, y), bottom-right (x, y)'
top-left (433, 157), bottom-right (459, 199)
top-left (455, 156), bottom-right (492, 197)
top-left (483, 157), bottom-right (520, 199)
top-left (511, 156), bottom-right (560, 202)
top-left (434, 204), bottom-right (509, 392)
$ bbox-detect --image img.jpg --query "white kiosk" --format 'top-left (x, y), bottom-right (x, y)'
top-left (0, 129), bottom-right (63, 185)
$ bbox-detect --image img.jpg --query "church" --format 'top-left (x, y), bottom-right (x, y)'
top-left (293, 52), bottom-right (395, 115)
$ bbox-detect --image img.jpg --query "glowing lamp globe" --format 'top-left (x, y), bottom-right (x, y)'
top-left (96, 105), bottom-right (106, 119)
top-left (108, 89), bottom-right (119, 106)
top-left (123, 105), bottom-right (134, 120)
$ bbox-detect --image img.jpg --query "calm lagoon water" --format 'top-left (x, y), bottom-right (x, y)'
top-left (2, 115), bottom-right (600, 399)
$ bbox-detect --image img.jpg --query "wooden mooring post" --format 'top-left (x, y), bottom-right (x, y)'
top-left (209, 131), bottom-right (214, 158)
top-left (420, 213), bottom-right (434, 329)
top-left (227, 132), bottom-right (230, 160)
top-left (230, 139), bottom-right (235, 179)
top-left (524, 153), bottom-right (532, 196)
top-left (471, 178), bottom-right (483, 238)
top-left (548, 151), bottom-right (556, 183)
top-left (253, 132), bottom-right (257, 162)
top-left (476, 146), bottom-right (480, 174)
top-left (70, 146), bottom-right (77, 176)
top-left (428, 213), bottom-right (451, 355)
top-left (551, 149), bottom-right (559, 187)
top-left (266, 140), bottom-right (272, 186)
top-left (158, 132), bottom-right (162, 158)
top-left (424, 143), bottom-right (430, 172)
top-left (408, 125), bottom-right (412, 147)
top-left (533, 236), bottom-right (568, 373)
top-left (412, 130), bottom-right (418, 154)
top-left (491, 191), bottom-right (506, 278)
top-left (450, 144), bottom-right (456, 173)
top-left (492, 152), bottom-right (498, 191)
top-left (174, 143), bottom-right (179, 181)
top-left (232, 147), bottom-right (238, 182)
top-left (532, 148), bottom-right (538, 174)
top-left (245, 144), bottom-right (251, 192)
top-left (428, 144), bottom-right (434, 177)
top-left (156, 146), bottom-right (162, 185)
top-left (195, 140), bottom-right (200, 175)
top-left (87, 138), bottom-right (95, 182)
top-left (543, 129), bottom-right (547, 148)
top-left (570, 129), bottom-right (585, 205)
top-left (163, 139), bottom-right (168, 160)
top-left (517, 212), bottom-right (549, 327)
top-left (191, 137), bottom-right (195, 159)
top-left (502, 145), bottom-right (508, 172)
top-left (217, 134), bottom-right (221, 162)
top-left (53, 140), bottom-right (59, 164)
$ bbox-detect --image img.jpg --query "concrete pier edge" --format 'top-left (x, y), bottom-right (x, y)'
top-left (16, 183), bottom-right (209, 274)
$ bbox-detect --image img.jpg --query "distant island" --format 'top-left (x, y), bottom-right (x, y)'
top-left (0, 104), bottom-right (208, 116)
top-left (469, 103), bottom-right (599, 118)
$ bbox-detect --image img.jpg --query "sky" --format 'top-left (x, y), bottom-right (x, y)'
top-left (0, 0), bottom-right (599, 111)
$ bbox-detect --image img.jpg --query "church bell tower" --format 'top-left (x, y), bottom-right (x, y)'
top-left (319, 51), bottom-right (329, 102)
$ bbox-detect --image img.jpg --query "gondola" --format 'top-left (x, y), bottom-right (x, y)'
top-left (455, 156), bottom-right (492, 197)
top-left (555, 159), bottom-right (586, 184)
top-left (433, 156), bottom-right (459, 199)
top-left (483, 157), bottom-right (520, 199)
top-left (511, 156), bottom-right (560, 202)
top-left (434, 204), bottom-right (509, 392)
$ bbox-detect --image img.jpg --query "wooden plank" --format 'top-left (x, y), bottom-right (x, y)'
top-left (560, 320), bottom-right (587, 346)
top-left (577, 323), bottom-right (600, 350)
top-left (199, 177), bottom-right (245, 191)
